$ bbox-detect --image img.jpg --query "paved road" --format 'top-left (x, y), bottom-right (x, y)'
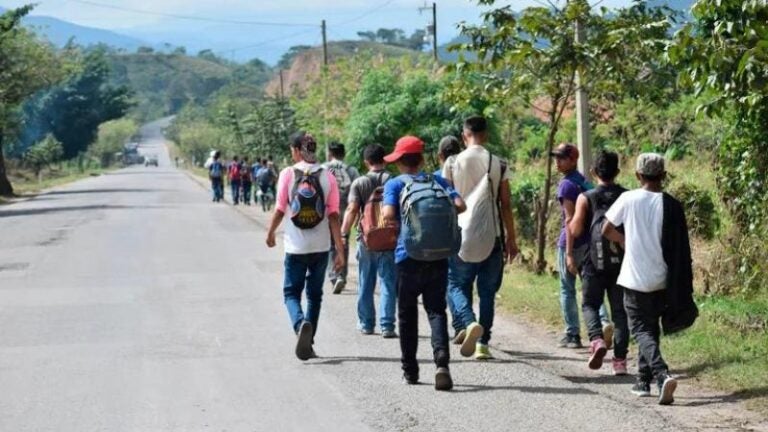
top-left (0, 120), bottom-right (764, 432)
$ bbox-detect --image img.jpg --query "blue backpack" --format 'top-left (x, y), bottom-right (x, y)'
top-left (209, 161), bottom-right (223, 178)
top-left (399, 175), bottom-right (461, 261)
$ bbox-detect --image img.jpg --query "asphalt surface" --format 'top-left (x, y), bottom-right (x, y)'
top-left (0, 119), bottom-right (765, 432)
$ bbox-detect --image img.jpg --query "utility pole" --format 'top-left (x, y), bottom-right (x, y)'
top-left (573, 9), bottom-right (592, 176)
top-left (279, 70), bottom-right (285, 100)
top-left (419, 2), bottom-right (438, 61)
top-left (321, 19), bottom-right (328, 67)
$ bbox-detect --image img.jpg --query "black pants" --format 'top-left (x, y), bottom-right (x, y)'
top-left (623, 287), bottom-right (669, 381)
top-left (397, 258), bottom-right (450, 379)
top-left (582, 270), bottom-right (629, 359)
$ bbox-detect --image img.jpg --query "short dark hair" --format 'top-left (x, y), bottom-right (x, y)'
top-left (640, 173), bottom-right (664, 183)
top-left (261, 158), bottom-right (268, 165)
top-left (593, 150), bottom-right (619, 181)
top-left (398, 153), bottom-right (423, 168)
top-left (363, 144), bottom-right (385, 164)
top-left (463, 115), bottom-right (488, 134)
top-left (327, 141), bottom-right (346, 159)
top-left (438, 136), bottom-right (461, 160)
top-left (290, 131), bottom-right (317, 153)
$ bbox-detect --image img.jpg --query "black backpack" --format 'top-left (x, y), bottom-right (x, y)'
top-left (289, 168), bottom-right (325, 229)
top-left (585, 185), bottom-right (627, 273)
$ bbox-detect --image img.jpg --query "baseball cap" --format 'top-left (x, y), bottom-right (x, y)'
top-left (636, 153), bottom-right (665, 177)
top-left (384, 136), bottom-right (424, 163)
top-left (550, 143), bottom-right (580, 160)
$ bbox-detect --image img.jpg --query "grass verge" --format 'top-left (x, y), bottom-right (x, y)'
top-left (1, 167), bottom-right (108, 204)
top-left (498, 262), bottom-right (768, 414)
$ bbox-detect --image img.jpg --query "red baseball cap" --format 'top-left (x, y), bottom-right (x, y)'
top-left (384, 136), bottom-right (425, 163)
top-left (550, 143), bottom-right (580, 160)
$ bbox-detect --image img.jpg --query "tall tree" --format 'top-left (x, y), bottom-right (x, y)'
top-left (0, 6), bottom-right (66, 196)
top-left (455, 0), bottom-right (674, 273)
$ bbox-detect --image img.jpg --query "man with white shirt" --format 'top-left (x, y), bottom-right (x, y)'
top-left (602, 153), bottom-right (678, 405)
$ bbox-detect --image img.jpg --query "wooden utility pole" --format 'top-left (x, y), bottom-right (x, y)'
top-left (432, 2), bottom-right (438, 61)
top-left (279, 70), bottom-right (285, 100)
top-left (321, 20), bottom-right (328, 66)
top-left (574, 12), bottom-right (592, 176)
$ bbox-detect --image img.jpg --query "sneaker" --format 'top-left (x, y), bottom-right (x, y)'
top-left (612, 357), bottom-right (628, 376)
top-left (359, 327), bottom-right (374, 335)
top-left (295, 321), bottom-right (314, 361)
top-left (460, 322), bottom-right (484, 357)
top-left (474, 343), bottom-right (494, 360)
top-left (588, 338), bottom-right (608, 370)
top-left (434, 367), bottom-right (453, 391)
top-left (566, 334), bottom-right (583, 349)
top-left (602, 322), bottom-right (614, 350)
top-left (631, 378), bottom-right (652, 397)
top-left (452, 329), bottom-right (466, 345)
top-left (332, 279), bottom-right (346, 294)
top-left (403, 373), bottom-right (419, 385)
top-left (308, 348), bottom-right (318, 359)
top-left (657, 372), bottom-right (677, 405)
top-left (558, 334), bottom-right (570, 348)
top-left (381, 329), bottom-right (398, 339)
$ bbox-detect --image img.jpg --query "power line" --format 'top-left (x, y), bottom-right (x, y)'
top-left (330, 0), bottom-right (397, 27)
top-left (215, 27), bottom-right (319, 56)
top-left (64, 0), bottom-right (317, 27)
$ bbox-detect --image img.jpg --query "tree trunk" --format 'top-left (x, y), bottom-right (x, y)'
top-left (535, 104), bottom-right (561, 274)
top-left (0, 131), bottom-right (15, 197)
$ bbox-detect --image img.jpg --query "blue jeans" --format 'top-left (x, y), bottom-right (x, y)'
top-left (230, 180), bottom-right (241, 204)
top-left (557, 246), bottom-right (610, 337)
top-left (448, 241), bottom-right (504, 345)
top-left (356, 245), bottom-right (397, 332)
top-left (210, 177), bottom-right (223, 201)
top-left (283, 252), bottom-right (329, 336)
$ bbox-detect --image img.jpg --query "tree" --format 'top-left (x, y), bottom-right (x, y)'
top-left (454, 0), bottom-right (675, 273)
top-left (0, 6), bottom-right (66, 196)
top-left (87, 118), bottom-right (138, 168)
top-left (357, 31), bottom-right (376, 42)
top-left (24, 134), bottom-right (64, 180)
top-left (278, 45), bottom-right (313, 70)
top-left (406, 29), bottom-right (428, 51)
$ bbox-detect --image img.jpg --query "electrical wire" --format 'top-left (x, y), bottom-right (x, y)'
top-left (215, 27), bottom-right (320, 56)
top-left (64, 0), bottom-right (317, 27)
top-left (330, 0), bottom-right (397, 27)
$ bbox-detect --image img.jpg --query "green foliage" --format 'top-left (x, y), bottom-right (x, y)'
top-left (357, 28), bottom-right (428, 51)
top-left (668, 182), bottom-right (720, 239)
top-left (87, 118), bottom-right (139, 168)
top-left (24, 134), bottom-right (63, 177)
top-left (510, 174), bottom-right (545, 243)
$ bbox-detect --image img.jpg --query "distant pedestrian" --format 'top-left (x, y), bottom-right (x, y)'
top-left (602, 153), bottom-right (696, 405)
top-left (240, 157), bottom-right (253, 205)
top-left (442, 116), bottom-right (519, 360)
top-left (568, 151), bottom-right (629, 374)
top-left (340, 144), bottom-right (397, 338)
top-left (228, 155), bottom-right (242, 205)
top-left (382, 135), bottom-right (466, 391)
top-left (266, 131), bottom-right (345, 361)
top-left (323, 141), bottom-right (360, 294)
top-left (206, 150), bottom-right (224, 202)
top-left (552, 143), bottom-right (612, 349)
top-left (256, 159), bottom-right (277, 212)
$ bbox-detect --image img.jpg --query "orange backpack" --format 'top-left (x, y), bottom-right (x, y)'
top-left (360, 173), bottom-right (398, 251)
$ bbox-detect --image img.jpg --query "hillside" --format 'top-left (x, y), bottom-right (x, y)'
top-left (265, 40), bottom-right (424, 97)
top-left (108, 53), bottom-right (272, 120)
top-left (0, 6), bottom-right (149, 51)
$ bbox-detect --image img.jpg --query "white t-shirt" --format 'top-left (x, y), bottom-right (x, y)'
top-left (275, 162), bottom-right (340, 255)
top-left (605, 189), bottom-right (667, 292)
top-left (442, 145), bottom-right (509, 234)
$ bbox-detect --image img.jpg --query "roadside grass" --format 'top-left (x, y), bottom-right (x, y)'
top-left (498, 261), bottom-right (768, 414)
top-left (1, 165), bottom-right (108, 203)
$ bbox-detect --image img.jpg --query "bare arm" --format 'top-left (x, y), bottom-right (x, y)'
top-left (499, 180), bottom-right (520, 263)
top-left (602, 221), bottom-right (625, 247)
top-left (563, 198), bottom-right (578, 275)
top-left (568, 194), bottom-right (590, 239)
top-left (266, 210), bottom-right (285, 248)
top-left (454, 196), bottom-right (467, 214)
top-left (328, 213), bottom-right (345, 272)
top-left (341, 201), bottom-right (361, 237)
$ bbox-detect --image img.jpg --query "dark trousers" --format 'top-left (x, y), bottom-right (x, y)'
top-left (623, 287), bottom-right (669, 382)
top-left (582, 270), bottom-right (629, 359)
top-left (241, 181), bottom-right (252, 204)
top-left (230, 180), bottom-right (241, 204)
top-left (397, 258), bottom-right (450, 379)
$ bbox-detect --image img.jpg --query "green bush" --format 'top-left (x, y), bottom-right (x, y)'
top-left (669, 183), bottom-right (720, 240)
top-left (510, 174), bottom-right (544, 243)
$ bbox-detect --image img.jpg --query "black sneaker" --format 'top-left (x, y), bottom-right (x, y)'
top-left (657, 372), bottom-right (677, 405)
top-left (558, 334), bottom-right (570, 348)
top-left (295, 321), bottom-right (314, 361)
top-left (403, 373), bottom-right (419, 385)
top-left (566, 334), bottom-right (583, 349)
top-left (631, 378), bottom-right (652, 397)
top-left (434, 367), bottom-right (453, 391)
top-left (381, 329), bottom-right (398, 339)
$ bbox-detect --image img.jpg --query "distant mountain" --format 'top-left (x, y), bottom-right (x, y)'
top-left (0, 6), bottom-right (149, 51)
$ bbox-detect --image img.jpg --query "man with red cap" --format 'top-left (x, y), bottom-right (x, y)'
top-left (381, 135), bottom-right (466, 391)
top-left (552, 143), bottom-right (612, 349)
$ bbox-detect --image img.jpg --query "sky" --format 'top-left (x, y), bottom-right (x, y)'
top-left (0, 0), bottom-right (640, 63)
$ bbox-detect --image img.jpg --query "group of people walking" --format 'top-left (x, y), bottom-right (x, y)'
top-left (239, 114), bottom-right (695, 405)
top-left (205, 151), bottom-right (278, 211)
